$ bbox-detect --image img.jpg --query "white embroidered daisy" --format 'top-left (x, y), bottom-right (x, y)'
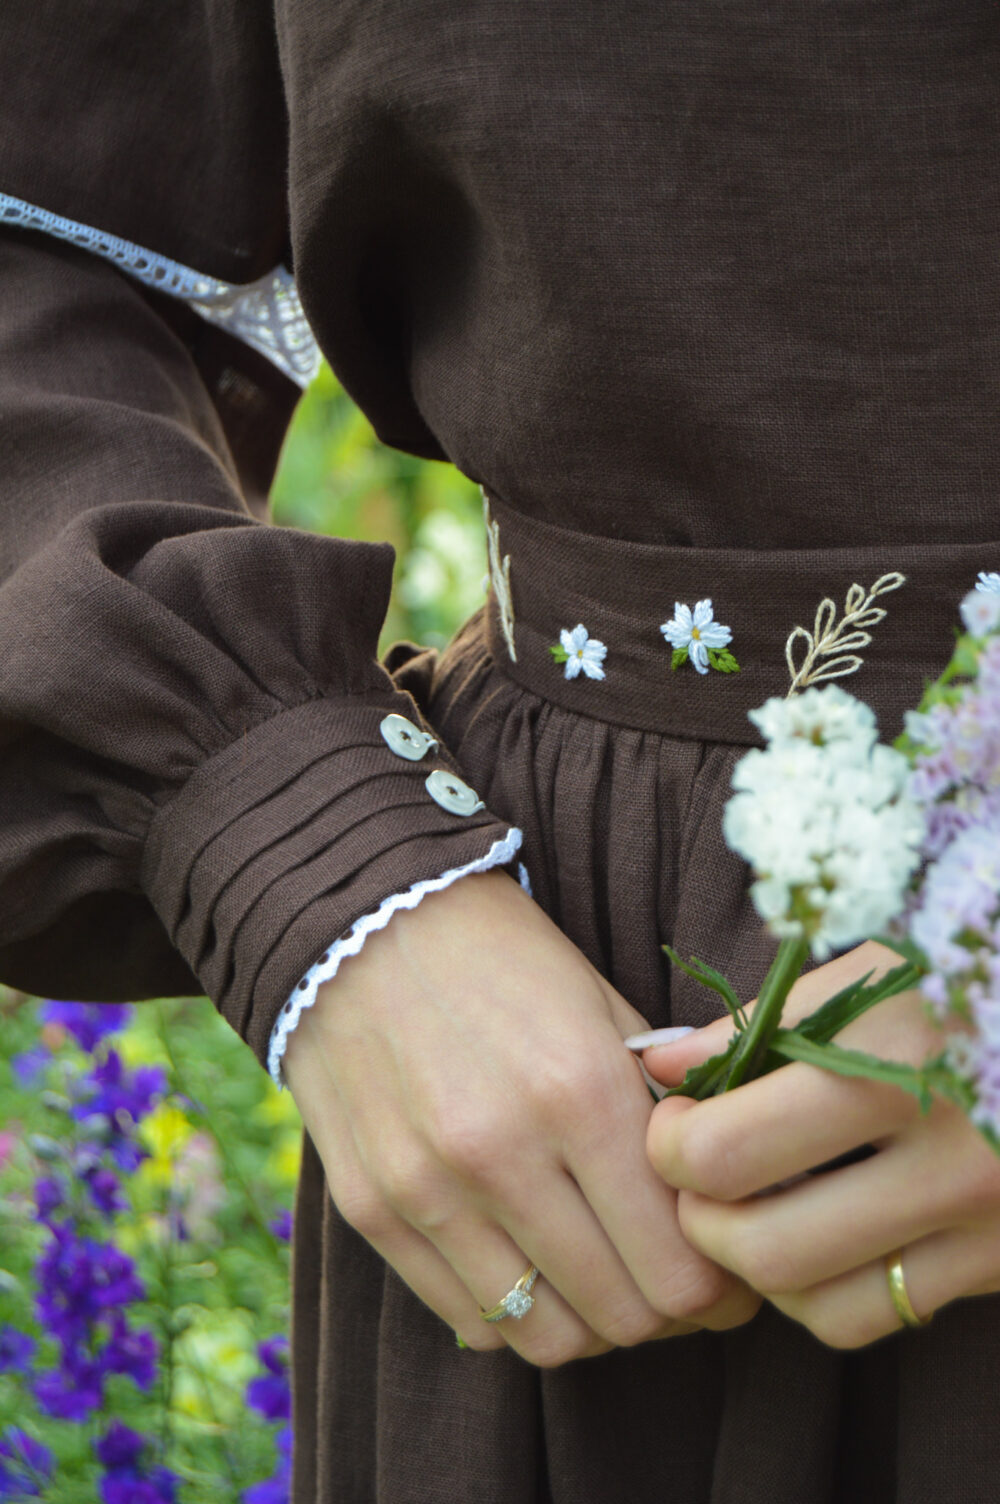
top-left (976, 571), bottom-right (1000, 595)
top-left (551, 624), bottom-right (607, 680)
top-left (660, 599), bottom-right (736, 674)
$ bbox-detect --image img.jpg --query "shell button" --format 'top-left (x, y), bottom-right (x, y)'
top-left (425, 769), bottom-right (486, 816)
top-left (380, 713), bottom-right (439, 761)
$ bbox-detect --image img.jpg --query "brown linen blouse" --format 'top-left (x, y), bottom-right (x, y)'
top-left (3, 2), bottom-right (1000, 1501)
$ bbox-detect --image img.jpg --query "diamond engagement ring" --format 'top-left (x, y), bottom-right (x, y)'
top-left (479, 1262), bottom-right (540, 1323)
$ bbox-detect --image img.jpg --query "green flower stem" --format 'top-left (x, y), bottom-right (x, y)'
top-left (723, 934), bottom-right (811, 1092)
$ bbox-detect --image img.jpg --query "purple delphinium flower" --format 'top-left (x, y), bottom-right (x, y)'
top-left (246, 1335), bottom-right (291, 1423)
top-left (270, 1209), bottom-right (293, 1243)
top-left (94, 1422), bottom-right (179, 1504)
top-left (94, 1420), bottom-right (146, 1471)
top-left (243, 1424), bottom-right (292, 1504)
top-left (32, 1222), bottom-right (157, 1420)
top-left (243, 1341), bottom-right (293, 1502)
top-left (71, 1050), bottom-right (166, 1130)
top-left (101, 1313), bottom-right (157, 1390)
top-left (10, 1048), bottom-right (50, 1091)
top-left (39, 1001), bottom-right (133, 1054)
top-left (84, 1166), bottom-right (128, 1219)
top-left (69, 1049), bottom-right (166, 1173)
top-left (0, 1427), bottom-right (53, 1499)
top-left (33, 1176), bottom-right (63, 1222)
top-left (0, 1327), bottom-right (34, 1375)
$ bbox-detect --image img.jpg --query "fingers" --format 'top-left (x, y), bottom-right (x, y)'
top-left (673, 1138), bottom-right (945, 1297)
top-left (560, 1085), bottom-right (759, 1333)
top-left (646, 1058), bottom-right (921, 1201)
top-left (672, 1096), bottom-right (1000, 1298)
top-left (428, 1204), bottom-right (614, 1365)
top-left (771, 1222), bottom-right (1000, 1349)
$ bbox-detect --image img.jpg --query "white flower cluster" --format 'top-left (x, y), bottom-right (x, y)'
top-left (723, 685), bottom-right (926, 957)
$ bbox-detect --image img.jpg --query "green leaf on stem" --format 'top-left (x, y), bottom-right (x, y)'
top-left (661, 944), bottom-right (746, 1026)
top-left (671, 647), bottom-right (689, 671)
top-left (793, 960), bottom-right (924, 1046)
top-left (868, 934), bottom-right (929, 971)
top-left (664, 1038), bottom-right (741, 1101)
top-left (548, 643), bottom-right (570, 663)
top-left (766, 1031), bottom-right (936, 1112)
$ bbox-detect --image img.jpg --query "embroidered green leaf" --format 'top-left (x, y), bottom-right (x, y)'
top-left (708, 647), bottom-right (740, 673)
top-left (670, 647), bottom-right (689, 672)
top-left (548, 643), bottom-right (570, 663)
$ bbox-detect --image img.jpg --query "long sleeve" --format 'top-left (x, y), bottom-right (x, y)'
top-left (0, 225), bottom-right (516, 1071)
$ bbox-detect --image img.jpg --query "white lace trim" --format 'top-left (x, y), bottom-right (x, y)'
top-left (267, 827), bottom-right (526, 1088)
top-left (0, 193), bottom-right (321, 388)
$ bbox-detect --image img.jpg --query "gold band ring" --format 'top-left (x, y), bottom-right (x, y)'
top-left (885, 1249), bottom-right (932, 1329)
top-left (479, 1262), bottom-right (540, 1323)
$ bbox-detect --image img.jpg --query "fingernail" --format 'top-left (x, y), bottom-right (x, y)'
top-left (623, 1026), bottom-right (695, 1052)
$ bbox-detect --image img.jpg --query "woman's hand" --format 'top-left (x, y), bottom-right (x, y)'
top-left (283, 869), bottom-right (759, 1365)
top-left (641, 941), bottom-right (1000, 1348)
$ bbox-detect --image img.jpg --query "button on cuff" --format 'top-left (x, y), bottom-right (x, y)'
top-left (425, 768), bottom-right (486, 816)
top-left (380, 712), bottom-right (440, 761)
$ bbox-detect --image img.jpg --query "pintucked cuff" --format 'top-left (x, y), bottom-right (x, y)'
top-left (140, 689), bottom-right (515, 1071)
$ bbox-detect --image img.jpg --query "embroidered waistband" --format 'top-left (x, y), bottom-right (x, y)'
top-left (481, 489), bottom-right (996, 746)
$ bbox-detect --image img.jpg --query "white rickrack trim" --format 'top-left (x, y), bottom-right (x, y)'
top-left (267, 827), bottom-right (526, 1088)
top-left (0, 192), bottom-right (321, 388)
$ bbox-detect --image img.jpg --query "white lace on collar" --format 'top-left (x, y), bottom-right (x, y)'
top-left (0, 193), bottom-right (321, 389)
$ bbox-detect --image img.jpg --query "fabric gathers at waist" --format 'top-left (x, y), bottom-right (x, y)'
top-left (481, 490), bottom-right (998, 747)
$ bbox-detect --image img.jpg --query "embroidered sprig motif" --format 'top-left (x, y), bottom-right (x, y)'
top-left (784, 572), bottom-right (905, 698)
top-left (483, 492), bottom-right (517, 662)
top-left (549, 624), bottom-right (607, 680)
top-left (661, 600), bottom-right (739, 674)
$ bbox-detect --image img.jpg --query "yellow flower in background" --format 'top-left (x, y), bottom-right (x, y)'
top-left (136, 1102), bottom-right (194, 1188)
top-left (256, 1079), bottom-right (304, 1181)
top-left (254, 1084), bottom-right (302, 1130)
top-left (267, 1130), bottom-right (302, 1185)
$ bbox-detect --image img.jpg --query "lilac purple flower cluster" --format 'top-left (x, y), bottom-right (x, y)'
top-left (905, 579), bottom-right (1000, 1135)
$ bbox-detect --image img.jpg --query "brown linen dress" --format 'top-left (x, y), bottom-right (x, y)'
top-left (2, 2), bottom-right (1000, 1499)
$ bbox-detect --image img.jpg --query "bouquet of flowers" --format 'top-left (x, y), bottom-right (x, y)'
top-left (664, 571), bottom-right (1000, 1154)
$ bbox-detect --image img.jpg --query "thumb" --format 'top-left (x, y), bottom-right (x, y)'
top-left (624, 1016), bottom-right (738, 1086)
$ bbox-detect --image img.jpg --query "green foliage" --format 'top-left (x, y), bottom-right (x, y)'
top-left (271, 363), bottom-right (487, 653)
top-left (707, 647), bottom-right (740, 673)
top-left (670, 647), bottom-right (688, 671)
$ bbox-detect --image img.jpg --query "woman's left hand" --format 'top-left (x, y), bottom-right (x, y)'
top-left (640, 940), bottom-right (1000, 1348)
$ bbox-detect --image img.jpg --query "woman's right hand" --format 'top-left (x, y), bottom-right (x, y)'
top-left (282, 868), bottom-right (760, 1364)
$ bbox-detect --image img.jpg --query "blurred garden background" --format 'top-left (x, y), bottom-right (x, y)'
top-left (0, 366), bottom-right (486, 1502)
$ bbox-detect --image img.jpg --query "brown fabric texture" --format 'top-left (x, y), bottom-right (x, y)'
top-left (3, 1), bottom-right (1000, 1500)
